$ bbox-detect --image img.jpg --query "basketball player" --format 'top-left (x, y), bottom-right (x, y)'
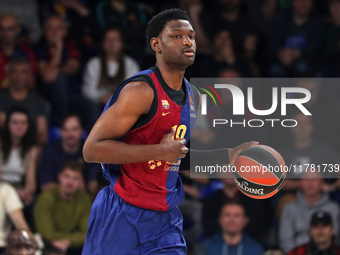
top-left (82, 9), bottom-right (256, 255)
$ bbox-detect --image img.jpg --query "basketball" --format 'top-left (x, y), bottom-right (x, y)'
top-left (233, 145), bottom-right (286, 199)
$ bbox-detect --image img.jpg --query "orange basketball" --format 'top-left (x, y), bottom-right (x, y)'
top-left (233, 145), bottom-right (286, 199)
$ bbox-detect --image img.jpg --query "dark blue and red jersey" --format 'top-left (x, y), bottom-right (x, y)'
top-left (101, 66), bottom-right (197, 211)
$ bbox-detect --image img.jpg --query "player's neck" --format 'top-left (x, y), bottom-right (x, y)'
top-left (156, 62), bottom-right (185, 91)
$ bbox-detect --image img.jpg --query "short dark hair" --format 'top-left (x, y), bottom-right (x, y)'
top-left (62, 159), bottom-right (84, 174)
top-left (44, 15), bottom-right (65, 27)
top-left (0, 12), bottom-right (19, 25)
top-left (146, 9), bottom-right (192, 52)
top-left (7, 57), bottom-right (31, 71)
top-left (59, 113), bottom-right (83, 129)
top-left (220, 202), bottom-right (247, 217)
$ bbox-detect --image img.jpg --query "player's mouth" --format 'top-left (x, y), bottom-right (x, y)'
top-left (183, 48), bottom-right (195, 57)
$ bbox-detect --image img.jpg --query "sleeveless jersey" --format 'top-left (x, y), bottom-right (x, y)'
top-left (101, 66), bottom-right (197, 211)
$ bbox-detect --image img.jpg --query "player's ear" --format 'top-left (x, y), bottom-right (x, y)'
top-left (150, 37), bottom-right (161, 53)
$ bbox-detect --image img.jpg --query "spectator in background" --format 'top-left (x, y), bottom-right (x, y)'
top-left (279, 171), bottom-right (340, 254)
top-left (215, 0), bottom-right (256, 54)
top-left (177, 171), bottom-right (206, 252)
top-left (267, 0), bottom-right (324, 77)
top-left (34, 160), bottom-right (91, 255)
top-left (39, 114), bottom-right (100, 195)
top-left (0, 13), bottom-right (37, 89)
top-left (288, 211), bottom-right (340, 255)
top-left (41, 0), bottom-right (96, 60)
top-left (161, 0), bottom-right (214, 54)
top-left (0, 182), bottom-right (30, 254)
top-left (243, 33), bottom-right (261, 76)
top-left (256, 0), bottom-right (279, 72)
top-left (321, 0), bottom-right (340, 77)
top-left (0, 59), bottom-right (48, 145)
top-left (323, 0), bottom-right (340, 57)
top-left (0, 108), bottom-right (39, 206)
top-left (92, 0), bottom-right (148, 62)
top-left (203, 202), bottom-right (264, 255)
top-left (193, 30), bottom-right (253, 77)
top-left (260, 0), bottom-right (277, 21)
top-left (279, 112), bottom-right (339, 192)
top-left (202, 172), bottom-right (270, 243)
top-left (35, 16), bottom-right (80, 119)
top-left (82, 28), bottom-right (139, 108)
top-left (0, 0), bottom-right (41, 44)
top-left (36, 16), bottom-right (100, 130)
top-left (42, 0), bottom-right (89, 31)
top-left (200, 68), bottom-right (266, 148)
top-left (295, 79), bottom-right (340, 156)
top-left (5, 229), bottom-right (38, 255)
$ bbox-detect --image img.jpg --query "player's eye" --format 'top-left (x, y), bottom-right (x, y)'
top-left (172, 35), bottom-right (181, 39)
top-left (189, 35), bottom-right (195, 40)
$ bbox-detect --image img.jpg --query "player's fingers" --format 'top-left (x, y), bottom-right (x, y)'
top-left (240, 141), bottom-right (258, 149)
top-left (179, 139), bottom-right (186, 145)
top-left (168, 128), bottom-right (176, 138)
top-left (181, 146), bottom-right (188, 154)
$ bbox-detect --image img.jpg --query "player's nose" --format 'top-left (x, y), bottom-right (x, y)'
top-left (183, 35), bottom-right (193, 46)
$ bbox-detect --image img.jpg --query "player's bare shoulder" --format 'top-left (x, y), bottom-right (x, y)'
top-left (122, 81), bottom-right (154, 99)
top-left (84, 80), bottom-right (155, 160)
top-left (118, 81), bottom-right (155, 115)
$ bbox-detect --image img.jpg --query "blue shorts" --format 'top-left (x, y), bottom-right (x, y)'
top-left (82, 186), bottom-right (186, 255)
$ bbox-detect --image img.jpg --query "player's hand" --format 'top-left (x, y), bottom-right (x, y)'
top-left (159, 128), bottom-right (188, 163)
top-left (228, 141), bottom-right (259, 165)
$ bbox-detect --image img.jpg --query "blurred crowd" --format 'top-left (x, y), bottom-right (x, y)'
top-left (0, 0), bottom-right (340, 254)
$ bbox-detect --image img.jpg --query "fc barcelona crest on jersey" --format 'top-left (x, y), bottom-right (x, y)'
top-left (162, 100), bottom-right (170, 109)
top-left (189, 95), bottom-right (194, 106)
top-left (189, 95), bottom-right (195, 112)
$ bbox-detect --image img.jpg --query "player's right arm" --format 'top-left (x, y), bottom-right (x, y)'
top-left (83, 81), bottom-right (187, 164)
